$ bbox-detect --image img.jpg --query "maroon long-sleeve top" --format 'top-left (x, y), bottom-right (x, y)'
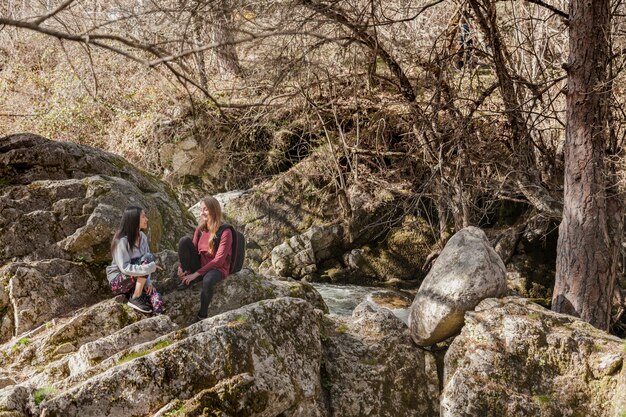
top-left (192, 226), bottom-right (232, 279)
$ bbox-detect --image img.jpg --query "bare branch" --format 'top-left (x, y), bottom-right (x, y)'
top-left (524, 0), bottom-right (569, 21)
top-left (32, 0), bottom-right (77, 25)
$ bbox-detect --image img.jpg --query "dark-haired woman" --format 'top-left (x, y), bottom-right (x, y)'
top-left (106, 206), bottom-right (164, 314)
top-left (178, 196), bottom-right (232, 322)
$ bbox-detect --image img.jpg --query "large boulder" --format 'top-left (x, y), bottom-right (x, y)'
top-left (31, 298), bottom-right (325, 417)
top-left (441, 297), bottom-right (626, 417)
top-left (409, 226), bottom-right (507, 346)
top-left (214, 152), bottom-right (340, 269)
top-left (0, 133), bottom-right (194, 263)
top-left (67, 314), bottom-right (178, 377)
top-left (0, 134), bottom-right (194, 341)
top-left (0, 297), bottom-right (148, 390)
top-left (0, 269), bottom-right (327, 394)
top-left (271, 224), bottom-right (343, 279)
top-left (322, 302), bottom-right (440, 417)
top-left (0, 259), bottom-right (108, 340)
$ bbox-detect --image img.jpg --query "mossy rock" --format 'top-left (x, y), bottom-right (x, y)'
top-left (359, 217), bottom-right (434, 283)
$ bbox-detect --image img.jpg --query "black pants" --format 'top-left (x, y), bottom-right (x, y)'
top-left (178, 236), bottom-right (222, 318)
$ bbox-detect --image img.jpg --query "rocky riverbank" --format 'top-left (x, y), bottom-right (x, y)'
top-left (0, 134), bottom-right (624, 417)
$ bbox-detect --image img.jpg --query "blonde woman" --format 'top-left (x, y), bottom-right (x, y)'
top-left (177, 196), bottom-right (232, 321)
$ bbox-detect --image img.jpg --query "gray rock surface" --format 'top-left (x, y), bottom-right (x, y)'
top-left (0, 297), bottom-right (149, 406)
top-left (0, 133), bottom-right (194, 263)
top-left (0, 270), bottom-right (328, 391)
top-left (0, 259), bottom-right (108, 340)
top-left (441, 297), bottom-right (626, 417)
top-left (37, 298), bottom-right (324, 417)
top-left (322, 302), bottom-right (440, 417)
top-left (409, 226), bottom-right (507, 346)
top-left (271, 224), bottom-right (343, 279)
top-left (67, 314), bottom-right (178, 377)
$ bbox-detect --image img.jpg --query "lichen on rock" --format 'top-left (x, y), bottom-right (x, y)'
top-left (441, 297), bottom-right (626, 417)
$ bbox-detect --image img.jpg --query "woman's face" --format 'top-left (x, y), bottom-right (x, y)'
top-left (200, 202), bottom-right (210, 223)
top-left (139, 210), bottom-right (148, 230)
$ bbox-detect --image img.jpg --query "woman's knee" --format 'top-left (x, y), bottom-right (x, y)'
top-left (202, 270), bottom-right (221, 286)
top-left (178, 236), bottom-right (193, 250)
top-left (139, 253), bottom-right (156, 264)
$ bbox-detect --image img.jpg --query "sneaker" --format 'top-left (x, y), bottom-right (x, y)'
top-left (191, 314), bottom-right (206, 324)
top-left (128, 296), bottom-right (152, 313)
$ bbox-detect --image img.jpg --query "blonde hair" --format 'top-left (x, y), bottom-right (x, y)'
top-left (199, 196), bottom-right (223, 253)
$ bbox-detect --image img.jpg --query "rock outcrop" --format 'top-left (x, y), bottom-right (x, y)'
top-left (1, 298), bottom-right (325, 417)
top-left (0, 134), bottom-right (194, 342)
top-left (0, 260), bottom-right (108, 340)
top-left (441, 297), bottom-right (626, 417)
top-left (409, 226), bottom-right (507, 346)
top-left (340, 216), bottom-right (434, 286)
top-left (0, 134), bottom-right (194, 263)
top-left (271, 224), bottom-right (343, 279)
top-left (322, 302), bottom-right (440, 416)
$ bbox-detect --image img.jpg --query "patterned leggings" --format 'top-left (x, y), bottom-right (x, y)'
top-left (109, 253), bottom-right (165, 313)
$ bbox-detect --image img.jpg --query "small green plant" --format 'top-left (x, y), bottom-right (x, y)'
top-left (11, 337), bottom-right (29, 352)
top-left (336, 324), bottom-right (348, 334)
top-left (288, 285), bottom-right (303, 297)
top-left (117, 340), bottom-right (171, 365)
top-left (163, 402), bottom-right (184, 416)
top-left (34, 386), bottom-right (57, 406)
top-left (534, 395), bottom-right (550, 407)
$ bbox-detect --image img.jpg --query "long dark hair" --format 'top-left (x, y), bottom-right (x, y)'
top-left (111, 206), bottom-right (143, 253)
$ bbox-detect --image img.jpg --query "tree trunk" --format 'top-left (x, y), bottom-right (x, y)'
top-left (210, 2), bottom-right (242, 79)
top-left (552, 0), bottom-right (618, 330)
top-left (192, 13), bottom-right (209, 92)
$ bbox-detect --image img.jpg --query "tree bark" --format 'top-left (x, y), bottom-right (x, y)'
top-left (192, 13), bottom-right (209, 92)
top-left (552, 0), bottom-right (618, 330)
top-left (210, 2), bottom-right (242, 79)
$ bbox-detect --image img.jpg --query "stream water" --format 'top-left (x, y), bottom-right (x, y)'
top-left (310, 282), bottom-right (411, 324)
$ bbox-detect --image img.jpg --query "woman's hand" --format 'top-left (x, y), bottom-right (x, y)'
top-left (177, 265), bottom-right (185, 278)
top-left (181, 272), bottom-right (200, 285)
top-left (145, 283), bottom-right (156, 295)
